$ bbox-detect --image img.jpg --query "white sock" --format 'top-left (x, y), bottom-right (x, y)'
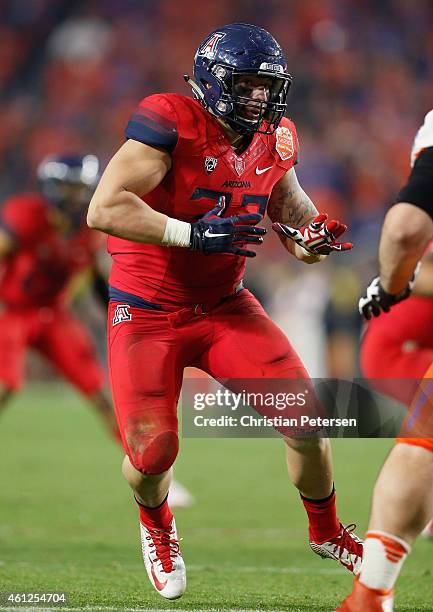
top-left (360, 530), bottom-right (411, 591)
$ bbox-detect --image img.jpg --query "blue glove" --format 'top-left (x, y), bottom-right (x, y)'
top-left (190, 197), bottom-right (266, 257)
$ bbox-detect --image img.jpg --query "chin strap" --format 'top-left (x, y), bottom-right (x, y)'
top-left (183, 74), bottom-right (206, 102)
top-left (183, 74), bottom-right (228, 120)
top-left (182, 74), bottom-right (262, 136)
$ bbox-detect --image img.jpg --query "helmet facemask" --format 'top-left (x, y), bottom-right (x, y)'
top-left (226, 69), bottom-right (291, 134)
top-left (192, 64), bottom-right (292, 135)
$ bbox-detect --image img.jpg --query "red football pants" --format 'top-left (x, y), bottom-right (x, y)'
top-left (0, 305), bottom-right (104, 395)
top-left (360, 297), bottom-right (433, 452)
top-left (360, 297), bottom-right (433, 406)
top-left (108, 290), bottom-right (309, 474)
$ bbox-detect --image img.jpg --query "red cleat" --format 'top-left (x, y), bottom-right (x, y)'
top-left (336, 577), bottom-right (394, 611)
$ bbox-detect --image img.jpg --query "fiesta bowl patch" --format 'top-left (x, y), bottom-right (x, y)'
top-left (275, 126), bottom-right (294, 161)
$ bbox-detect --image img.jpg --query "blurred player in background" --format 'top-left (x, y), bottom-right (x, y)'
top-left (339, 111), bottom-right (433, 610)
top-left (0, 154), bottom-right (119, 437)
top-left (0, 154), bottom-right (192, 508)
top-left (88, 23), bottom-right (361, 600)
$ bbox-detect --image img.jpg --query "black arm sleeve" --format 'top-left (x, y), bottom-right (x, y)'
top-left (395, 147), bottom-right (433, 218)
top-left (93, 271), bottom-right (109, 308)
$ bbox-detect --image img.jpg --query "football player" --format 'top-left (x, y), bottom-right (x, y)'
top-left (339, 110), bottom-right (433, 610)
top-left (88, 23), bottom-right (361, 600)
top-left (0, 154), bottom-right (118, 436)
top-left (0, 156), bottom-right (193, 507)
top-left (361, 249), bottom-right (433, 407)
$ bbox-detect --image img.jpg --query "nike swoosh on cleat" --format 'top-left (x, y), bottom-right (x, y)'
top-left (339, 558), bottom-right (354, 571)
top-left (204, 229), bottom-right (230, 238)
top-left (149, 557), bottom-right (168, 591)
top-left (255, 165), bottom-right (273, 175)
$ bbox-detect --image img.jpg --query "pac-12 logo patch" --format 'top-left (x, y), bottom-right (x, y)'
top-left (275, 126), bottom-right (294, 161)
top-left (112, 304), bottom-right (132, 326)
top-left (204, 156), bottom-right (218, 174)
top-left (234, 158), bottom-right (246, 176)
top-left (197, 32), bottom-right (226, 59)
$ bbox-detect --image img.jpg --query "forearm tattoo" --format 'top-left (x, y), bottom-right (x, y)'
top-left (268, 185), bottom-right (318, 227)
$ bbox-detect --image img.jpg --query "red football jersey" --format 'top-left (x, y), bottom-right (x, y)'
top-left (0, 193), bottom-right (101, 308)
top-left (109, 94), bottom-right (299, 306)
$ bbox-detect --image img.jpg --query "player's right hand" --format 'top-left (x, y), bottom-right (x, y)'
top-left (358, 278), bottom-right (408, 320)
top-left (190, 197), bottom-right (266, 257)
top-left (359, 265), bottom-right (420, 320)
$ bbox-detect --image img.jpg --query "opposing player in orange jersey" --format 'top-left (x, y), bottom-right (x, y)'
top-left (361, 249), bottom-right (433, 406)
top-left (338, 111), bottom-right (433, 611)
top-left (88, 23), bottom-right (362, 600)
top-left (360, 253), bottom-right (433, 547)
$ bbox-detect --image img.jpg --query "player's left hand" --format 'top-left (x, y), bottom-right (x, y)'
top-left (359, 265), bottom-right (420, 320)
top-left (272, 213), bottom-right (353, 256)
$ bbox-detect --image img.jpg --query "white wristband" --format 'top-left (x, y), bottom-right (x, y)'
top-left (162, 217), bottom-right (191, 247)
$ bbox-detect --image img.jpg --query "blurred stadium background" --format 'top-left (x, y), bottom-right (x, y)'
top-left (2, 0), bottom-right (433, 378)
top-left (1, 2), bottom-right (433, 610)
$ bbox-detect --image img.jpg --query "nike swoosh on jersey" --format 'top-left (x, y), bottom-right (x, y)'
top-left (204, 229), bottom-right (230, 238)
top-left (255, 165), bottom-right (273, 175)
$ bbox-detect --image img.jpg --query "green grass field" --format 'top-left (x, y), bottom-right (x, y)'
top-left (0, 385), bottom-right (431, 611)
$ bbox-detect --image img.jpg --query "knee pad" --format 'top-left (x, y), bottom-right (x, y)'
top-left (126, 427), bottom-right (179, 474)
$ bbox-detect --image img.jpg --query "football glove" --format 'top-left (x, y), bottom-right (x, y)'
top-left (359, 264), bottom-right (421, 320)
top-left (272, 213), bottom-right (352, 256)
top-left (190, 197), bottom-right (266, 257)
